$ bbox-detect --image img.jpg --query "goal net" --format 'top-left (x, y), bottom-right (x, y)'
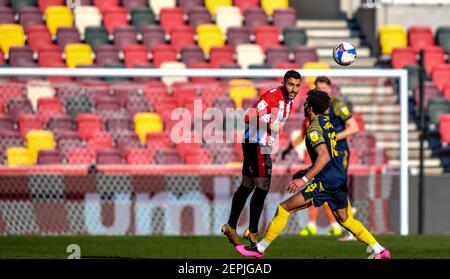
top-left (0, 68), bottom-right (408, 236)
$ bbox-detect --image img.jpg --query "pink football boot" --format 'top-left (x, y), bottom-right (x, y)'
top-left (369, 248), bottom-right (392, 259)
top-left (235, 244), bottom-right (264, 258)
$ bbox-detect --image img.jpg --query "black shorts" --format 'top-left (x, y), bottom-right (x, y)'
top-left (242, 142), bottom-right (272, 178)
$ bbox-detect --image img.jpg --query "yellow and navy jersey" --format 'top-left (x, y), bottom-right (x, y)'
top-left (305, 115), bottom-right (347, 187)
top-left (324, 97), bottom-right (352, 151)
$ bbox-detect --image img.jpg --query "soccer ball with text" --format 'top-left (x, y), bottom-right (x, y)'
top-left (333, 42), bottom-right (357, 66)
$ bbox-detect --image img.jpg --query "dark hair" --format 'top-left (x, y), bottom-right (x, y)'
top-left (314, 76), bottom-right (331, 86)
top-left (306, 89), bottom-right (331, 115)
top-left (283, 70), bottom-right (302, 82)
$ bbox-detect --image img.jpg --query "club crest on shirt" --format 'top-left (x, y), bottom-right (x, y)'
top-left (309, 131), bottom-right (319, 142)
top-left (341, 107), bottom-right (350, 116)
top-left (256, 100), bottom-right (268, 111)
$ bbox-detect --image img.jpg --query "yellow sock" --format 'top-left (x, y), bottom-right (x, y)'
top-left (262, 205), bottom-right (290, 243)
top-left (347, 199), bottom-right (353, 218)
top-left (341, 216), bottom-right (377, 246)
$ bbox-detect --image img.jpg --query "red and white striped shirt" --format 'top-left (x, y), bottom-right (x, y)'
top-left (244, 86), bottom-right (293, 147)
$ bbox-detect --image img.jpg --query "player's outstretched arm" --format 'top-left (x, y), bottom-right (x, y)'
top-left (286, 144), bottom-right (330, 193)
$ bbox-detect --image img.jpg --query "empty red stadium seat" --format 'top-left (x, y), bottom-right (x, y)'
top-left (170, 25), bottom-right (195, 53)
top-left (424, 46), bottom-right (445, 74)
top-left (391, 47), bottom-right (416, 69)
top-left (255, 25), bottom-right (280, 51)
top-left (146, 132), bottom-right (172, 149)
top-left (439, 114), bottom-right (450, 144)
top-left (152, 44), bottom-right (177, 67)
top-left (88, 130), bottom-right (113, 153)
top-left (96, 148), bottom-right (123, 164)
top-left (176, 142), bottom-right (202, 159)
top-left (125, 147), bottom-right (155, 164)
top-left (76, 113), bottom-right (103, 140)
top-left (431, 64), bottom-right (450, 91)
top-left (66, 148), bottom-right (94, 164)
top-left (160, 7), bottom-right (185, 33)
top-left (184, 148), bottom-right (212, 164)
top-left (209, 46), bottom-right (234, 68)
top-left (37, 97), bottom-right (64, 123)
top-left (408, 26), bottom-right (435, 52)
top-left (38, 0), bottom-right (64, 13)
top-left (27, 24), bottom-right (53, 52)
top-left (123, 44), bottom-right (150, 68)
top-left (18, 113), bottom-right (44, 139)
top-left (276, 62), bottom-right (300, 69)
top-left (235, 0), bottom-right (259, 13)
top-left (38, 45), bottom-right (65, 67)
top-left (94, 0), bottom-right (120, 14)
top-left (103, 6), bottom-right (128, 34)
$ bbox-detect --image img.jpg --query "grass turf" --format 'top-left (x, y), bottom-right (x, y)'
top-left (0, 235), bottom-right (449, 259)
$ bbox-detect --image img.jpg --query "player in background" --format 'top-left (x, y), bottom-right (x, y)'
top-left (235, 89), bottom-right (391, 259)
top-left (221, 70), bottom-right (302, 247)
top-left (281, 76), bottom-right (359, 239)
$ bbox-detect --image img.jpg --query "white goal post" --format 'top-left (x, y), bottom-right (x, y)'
top-left (0, 68), bottom-right (409, 235)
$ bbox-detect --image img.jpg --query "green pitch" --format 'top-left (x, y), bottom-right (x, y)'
top-left (0, 235), bottom-right (450, 259)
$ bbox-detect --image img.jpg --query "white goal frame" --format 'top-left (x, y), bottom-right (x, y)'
top-left (0, 68), bottom-right (409, 235)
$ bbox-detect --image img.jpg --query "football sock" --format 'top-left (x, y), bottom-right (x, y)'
top-left (260, 205), bottom-right (290, 251)
top-left (256, 239), bottom-right (270, 254)
top-left (227, 185), bottom-right (254, 228)
top-left (249, 188), bottom-right (269, 233)
top-left (309, 206), bottom-right (319, 224)
top-left (347, 199), bottom-right (354, 218)
top-left (370, 243), bottom-right (385, 254)
top-left (341, 216), bottom-right (379, 248)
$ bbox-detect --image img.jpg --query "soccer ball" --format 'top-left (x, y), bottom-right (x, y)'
top-left (333, 42), bottom-right (357, 66)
